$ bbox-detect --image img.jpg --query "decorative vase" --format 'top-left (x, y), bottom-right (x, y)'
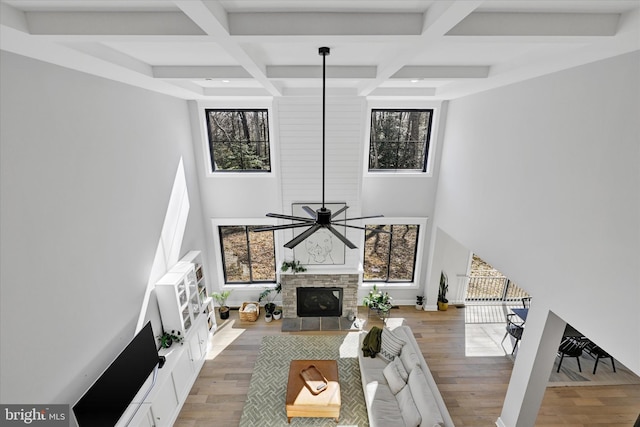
top-left (265, 313), bottom-right (273, 323)
top-left (219, 306), bottom-right (230, 320)
top-left (273, 311), bottom-right (282, 320)
top-left (437, 301), bottom-right (448, 311)
top-left (415, 303), bottom-right (423, 310)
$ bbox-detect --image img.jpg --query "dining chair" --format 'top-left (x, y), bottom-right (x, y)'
top-left (556, 337), bottom-right (589, 373)
top-left (584, 340), bottom-right (616, 374)
top-left (501, 313), bottom-right (524, 355)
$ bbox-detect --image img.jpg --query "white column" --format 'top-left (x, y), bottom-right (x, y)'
top-left (497, 309), bottom-right (566, 427)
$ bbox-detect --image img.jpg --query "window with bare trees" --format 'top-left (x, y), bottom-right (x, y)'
top-left (219, 226), bottom-right (276, 283)
top-left (205, 109), bottom-right (271, 172)
top-left (363, 224), bottom-right (419, 282)
top-left (369, 109), bottom-right (433, 172)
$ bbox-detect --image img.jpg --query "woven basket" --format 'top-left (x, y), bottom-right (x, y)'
top-left (239, 301), bottom-right (260, 322)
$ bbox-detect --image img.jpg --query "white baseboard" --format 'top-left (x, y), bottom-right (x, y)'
top-left (495, 417), bottom-right (507, 427)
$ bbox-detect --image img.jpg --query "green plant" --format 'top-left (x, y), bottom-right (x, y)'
top-left (259, 283), bottom-right (281, 314)
top-left (438, 271), bottom-right (448, 303)
top-left (211, 290), bottom-right (232, 307)
top-left (363, 284), bottom-right (393, 313)
top-left (157, 330), bottom-right (183, 348)
top-left (281, 260), bottom-right (307, 274)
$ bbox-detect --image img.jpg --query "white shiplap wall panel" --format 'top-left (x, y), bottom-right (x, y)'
top-left (276, 97), bottom-right (365, 266)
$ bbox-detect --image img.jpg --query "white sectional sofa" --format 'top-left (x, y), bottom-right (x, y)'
top-left (358, 325), bottom-right (455, 427)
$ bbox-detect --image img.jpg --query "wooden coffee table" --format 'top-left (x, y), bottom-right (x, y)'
top-left (286, 359), bottom-right (341, 423)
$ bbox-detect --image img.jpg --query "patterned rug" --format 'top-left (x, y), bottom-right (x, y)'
top-left (239, 333), bottom-right (369, 426)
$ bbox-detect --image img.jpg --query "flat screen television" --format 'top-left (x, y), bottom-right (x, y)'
top-left (73, 321), bottom-right (159, 427)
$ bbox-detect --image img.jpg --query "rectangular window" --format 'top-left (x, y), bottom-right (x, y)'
top-left (205, 109), bottom-right (271, 172)
top-left (363, 225), bottom-right (419, 282)
top-left (369, 109), bottom-right (433, 172)
top-left (219, 225), bottom-right (276, 283)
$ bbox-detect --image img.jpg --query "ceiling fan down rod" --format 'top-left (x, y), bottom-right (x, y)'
top-left (319, 46), bottom-right (329, 210)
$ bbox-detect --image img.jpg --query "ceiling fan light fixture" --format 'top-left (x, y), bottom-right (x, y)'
top-left (256, 46), bottom-right (386, 250)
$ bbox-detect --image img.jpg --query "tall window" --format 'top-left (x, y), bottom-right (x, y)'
top-left (369, 109), bottom-right (433, 172)
top-left (363, 225), bottom-right (419, 282)
top-left (219, 226), bottom-right (276, 283)
top-left (205, 109), bottom-right (271, 172)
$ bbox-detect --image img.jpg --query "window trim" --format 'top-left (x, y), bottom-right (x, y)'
top-left (363, 101), bottom-right (441, 178)
top-left (197, 101), bottom-right (277, 178)
top-left (361, 217), bottom-right (428, 288)
top-left (212, 218), bottom-right (279, 286)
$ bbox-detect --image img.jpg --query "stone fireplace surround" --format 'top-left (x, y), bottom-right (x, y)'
top-left (281, 273), bottom-right (359, 319)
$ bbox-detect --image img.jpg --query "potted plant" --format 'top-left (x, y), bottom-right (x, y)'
top-left (281, 260), bottom-right (307, 274)
top-left (363, 284), bottom-right (392, 319)
top-left (157, 330), bottom-right (184, 349)
top-left (264, 312), bottom-right (273, 323)
top-left (258, 282), bottom-right (281, 315)
top-left (211, 290), bottom-right (233, 320)
top-left (272, 308), bottom-right (282, 320)
top-left (438, 271), bottom-right (449, 311)
top-left (415, 295), bottom-right (424, 310)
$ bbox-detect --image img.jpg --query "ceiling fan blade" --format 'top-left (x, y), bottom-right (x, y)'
top-left (333, 214), bottom-right (384, 222)
top-left (326, 225), bottom-right (357, 249)
top-left (331, 205), bottom-right (349, 218)
top-left (302, 206), bottom-right (316, 218)
top-left (333, 223), bottom-right (392, 234)
top-left (266, 213), bottom-right (315, 222)
top-left (283, 224), bottom-right (322, 249)
top-left (253, 223), bottom-right (320, 232)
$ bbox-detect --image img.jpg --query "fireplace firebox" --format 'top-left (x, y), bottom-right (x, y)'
top-left (296, 287), bottom-right (343, 317)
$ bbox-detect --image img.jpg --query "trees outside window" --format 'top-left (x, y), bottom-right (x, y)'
top-left (369, 109), bottom-right (433, 172)
top-left (205, 109), bottom-right (271, 172)
top-left (363, 225), bottom-right (419, 282)
top-left (219, 226), bottom-right (276, 283)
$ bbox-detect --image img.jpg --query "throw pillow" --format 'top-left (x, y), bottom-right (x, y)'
top-left (392, 356), bottom-right (409, 382)
top-left (379, 328), bottom-right (405, 362)
top-left (399, 344), bottom-right (421, 374)
top-left (395, 384), bottom-right (422, 427)
top-left (383, 359), bottom-right (407, 394)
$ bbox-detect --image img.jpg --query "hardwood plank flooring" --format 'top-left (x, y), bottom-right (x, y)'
top-left (175, 306), bottom-right (640, 426)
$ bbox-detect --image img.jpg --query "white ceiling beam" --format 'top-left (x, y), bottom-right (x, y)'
top-left (203, 87), bottom-right (274, 97)
top-left (228, 12), bottom-right (423, 36)
top-left (368, 87), bottom-right (437, 97)
top-left (439, 9), bottom-right (640, 100)
top-left (26, 12), bottom-right (205, 36)
top-left (358, 0), bottom-right (484, 96)
top-left (62, 41), bottom-right (152, 76)
top-left (153, 66), bottom-right (252, 79)
top-left (0, 2), bottom-right (29, 33)
top-left (391, 66), bottom-right (490, 79)
top-left (174, 0), bottom-right (282, 96)
top-left (447, 12), bottom-right (620, 37)
top-left (267, 66), bottom-right (377, 79)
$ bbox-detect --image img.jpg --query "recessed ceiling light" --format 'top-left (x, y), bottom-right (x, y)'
top-left (410, 79), bottom-right (420, 83)
top-left (222, 80), bottom-right (230, 83)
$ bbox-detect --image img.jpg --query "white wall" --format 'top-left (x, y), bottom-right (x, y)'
top-left (0, 52), bottom-right (207, 406)
top-left (433, 51), bottom-right (640, 373)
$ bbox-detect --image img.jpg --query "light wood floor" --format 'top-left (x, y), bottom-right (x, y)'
top-left (175, 306), bottom-right (640, 426)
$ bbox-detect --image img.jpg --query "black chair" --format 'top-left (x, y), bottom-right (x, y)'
top-left (556, 337), bottom-right (588, 372)
top-left (584, 340), bottom-right (616, 374)
top-left (521, 297), bottom-right (532, 308)
top-left (501, 314), bottom-right (524, 354)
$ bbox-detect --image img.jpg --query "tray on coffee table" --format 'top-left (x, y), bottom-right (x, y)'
top-left (300, 364), bottom-right (328, 395)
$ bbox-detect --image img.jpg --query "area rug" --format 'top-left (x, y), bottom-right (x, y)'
top-left (239, 333), bottom-right (369, 426)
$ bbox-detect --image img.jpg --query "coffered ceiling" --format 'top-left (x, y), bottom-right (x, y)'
top-left (1, 0), bottom-right (638, 100)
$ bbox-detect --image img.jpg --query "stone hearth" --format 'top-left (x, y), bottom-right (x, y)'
top-left (281, 273), bottom-right (359, 318)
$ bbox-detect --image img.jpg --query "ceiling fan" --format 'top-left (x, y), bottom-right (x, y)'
top-left (254, 47), bottom-right (386, 249)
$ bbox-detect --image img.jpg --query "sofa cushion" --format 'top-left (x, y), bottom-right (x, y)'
top-left (383, 358), bottom-right (407, 394)
top-left (370, 385), bottom-right (402, 427)
top-left (399, 344), bottom-right (421, 374)
top-left (408, 366), bottom-right (445, 427)
top-left (380, 328), bottom-right (405, 362)
top-left (396, 384), bottom-right (422, 427)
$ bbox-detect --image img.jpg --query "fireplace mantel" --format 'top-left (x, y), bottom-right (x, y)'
top-left (280, 273), bottom-right (359, 318)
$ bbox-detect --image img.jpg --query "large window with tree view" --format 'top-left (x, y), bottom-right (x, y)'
top-left (219, 226), bottom-right (276, 283)
top-left (369, 109), bottom-right (433, 172)
top-left (363, 225), bottom-right (419, 282)
top-left (205, 109), bottom-right (271, 172)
